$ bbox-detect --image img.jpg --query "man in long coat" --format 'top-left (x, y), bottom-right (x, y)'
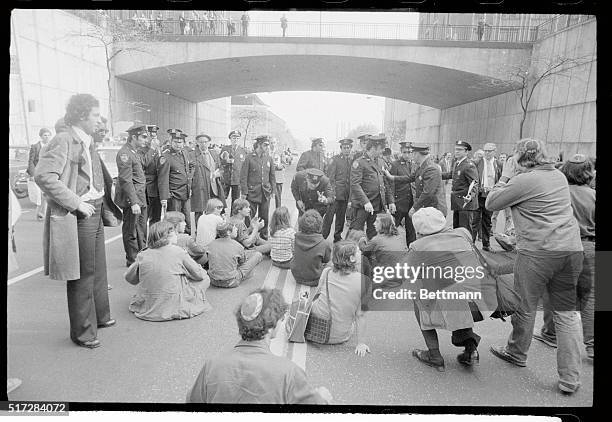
top-left (191, 133), bottom-right (227, 224)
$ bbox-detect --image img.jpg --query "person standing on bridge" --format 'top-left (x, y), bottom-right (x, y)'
top-left (241, 12), bottom-right (250, 36)
top-left (348, 135), bottom-right (394, 240)
top-left (35, 93), bottom-right (120, 349)
top-left (158, 129), bottom-right (194, 235)
top-left (280, 14), bottom-right (288, 37)
top-left (115, 124), bottom-right (148, 267)
top-left (240, 135), bottom-right (276, 240)
top-left (221, 130), bottom-right (247, 204)
top-left (296, 138), bottom-right (327, 173)
top-left (322, 138), bottom-right (353, 243)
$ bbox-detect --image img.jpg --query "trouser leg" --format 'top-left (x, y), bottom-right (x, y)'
top-left (182, 199), bottom-right (192, 234)
top-left (365, 210), bottom-right (378, 240)
top-left (473, 202), bottom-right (482, 241)
top-left (194, 211), bottom-right (203, 229)
top-left (479, 196), bottom-right (493, 247)
top-left (136, 206), bottom-right (148, 250)
top-left (349, 207), bottom-right (367, 236)
top-left (275, 183), bottom-right (283, 208)
top-left (239, 250), bottom-right (263, 281)
top-left (258, 198), bottom-right (270, 240)
top-left (93, 205), bottom-right (111, 324)
top-left (451, 328), bottom-right (481, 350)
top-left (578, 242), bottom-right (595, 353)
top-left (147, 194), bottom-right (161, 224)
top-left (334, 200), bottom-right (348, 242)
top-left (321, 201), bottom-right (336, 240)
top-left (122, 206), bottom-right (138, 265)
top-left (231, 185), bottom-right (241, 204)
top-left (454, 210), bottom-right (475, 240)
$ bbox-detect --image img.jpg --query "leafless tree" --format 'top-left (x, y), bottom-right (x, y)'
top-left (236, 109), bottom-right (269, 148)
top-left (488, 54), bottom-right (591, 138)
top-left (60, 11), bottom-right (157, 134)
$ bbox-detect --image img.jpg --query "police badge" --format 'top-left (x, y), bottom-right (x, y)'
top-left (120, 153), bottom-right (129, 163)
top-left (352, 161), bottom-right (359, 169)
top-left (159, 156), bottom-right (166, 165)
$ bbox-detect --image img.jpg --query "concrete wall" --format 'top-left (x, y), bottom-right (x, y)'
top-left (384, 17), bottom-right (596, 158)
top-left (384, 99), bottom-right (441, 154)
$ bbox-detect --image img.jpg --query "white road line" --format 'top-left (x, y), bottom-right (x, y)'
top-left (285, 271), bottom-right (310, 371)
top-left (7, 233), bottom-right (123, 286)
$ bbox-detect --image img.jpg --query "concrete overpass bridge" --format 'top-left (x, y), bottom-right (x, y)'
top-left (113, 37), bottom-right (533, 109)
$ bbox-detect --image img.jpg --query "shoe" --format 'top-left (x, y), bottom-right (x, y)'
top-left (482, 245), bottom-right (492, 252)
top-left (533, 332), bottom-right (557, 348)
top-left (412, 349), bottom-right (445, 372)
top-left (489, 346), bottom-right (526, 367)
top-left (97, 319), bottom-right (116, 328)
top-left (558, 381), bottom-right (580, 394)
top-left (457, 349), bottom-right (480, 366)
top-left (73, 339), bottom-right (101, 349)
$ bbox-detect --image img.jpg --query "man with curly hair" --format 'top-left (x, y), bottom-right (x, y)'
top-left (187, 289), bottom-right (332, 403)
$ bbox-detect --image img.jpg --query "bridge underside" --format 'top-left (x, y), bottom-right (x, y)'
top-left (117, 55), bottom-right (518, 109)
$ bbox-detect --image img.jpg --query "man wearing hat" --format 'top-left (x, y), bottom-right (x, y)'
top-left (441, 140), bottom-right (479, 240)
top-left (322, 138), bottom-right (353, 242)
top-left (240, 135), bottom-right (276, 240)
top-left (296, 138), bottom-right (327, 173)
top-left (388, 141), bottom-right (417, 246)
top-left (158, 128), bottom-right (194, 234)
top-left (191, 133), bottom-right (226, 223)
top-left (349, 134), bottom-right (394, 240)
top-left (352, 134), bottom-right (371, 162)
top-left (383, 143), bottom-right (447, 220)
top-left (221, 130), bottom-right (247, 204)
top-left (291, 168), bottom-right (334, 218)
top-left (138, 124), bottom-right (162, 225)
top-left (115, 124), bottom-right (148, 266)
top-left (473, 142), bottom-right (502, 251)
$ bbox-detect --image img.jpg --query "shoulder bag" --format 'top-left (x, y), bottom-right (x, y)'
top-left (304, 268), bottom-right (333, 344)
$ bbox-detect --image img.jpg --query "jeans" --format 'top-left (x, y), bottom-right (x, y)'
top-left (540, 240), bottom-right (595, 355)
top-left (506, 250), bottom-right (583, 388)
top-left (67, 202), bottom-right (111, 343)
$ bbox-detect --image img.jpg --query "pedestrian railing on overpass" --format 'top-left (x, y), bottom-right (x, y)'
top-left (534, 14), bottom-right (595, 41)
top-left (68, 10), bottom-right (544, 44)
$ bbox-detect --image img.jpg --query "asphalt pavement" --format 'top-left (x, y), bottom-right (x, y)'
top-left (7, 163), bottom-right (593, 406)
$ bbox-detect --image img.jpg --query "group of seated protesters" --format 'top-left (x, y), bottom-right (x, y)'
top-left (124, 137), bottom-right (595, 402)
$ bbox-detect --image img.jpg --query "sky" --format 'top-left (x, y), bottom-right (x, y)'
top-left (243, 11), bottom-right (420, 150)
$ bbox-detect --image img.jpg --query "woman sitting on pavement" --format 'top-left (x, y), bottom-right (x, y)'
top-left (358, 213), bottom-right (407, 288)
top-left (187, 288), bottom-right (332, 404)
top-left (407, 207), bottom-right (489, 372)
top-left (164, 211), bottom-right (208, 266)
top-left (229, 198), bottom-right (272, 255)
top-left (309, 241), bottom-right (370, 356)
top-left (485, 138), bottom-right (584, 395)
top-left (269, 206), bottom-right (296, 269)
top-left (533, 153), bottom-right (595, 361)
top-left (125, 221), bottom-right (212, 321)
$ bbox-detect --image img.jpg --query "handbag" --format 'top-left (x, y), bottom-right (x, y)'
top-left (304, 268), bottom-right (333, 344)
top-left (286, 291), bottom-right (314, 343)
top-left (469, 243), bottom-right (521, 321)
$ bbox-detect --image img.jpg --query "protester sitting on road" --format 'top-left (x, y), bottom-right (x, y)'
top-left (207, 221), bottom-right (263, 288)
top-left (407, 207), bottom-right (488, 372)
top-left (533, 154), bottom-right (595, 362)
top-left (309, 241), bottom-right (370, 355)
top-left (269, 206), bottom-right (296, 269)
top-left (229, 198), bottom-right (271, 255)
top-left (358, 213), bottom-right (407, 288)
top-left (125, 221), bottom-right (212, 321)
top-left (187, 288), bottom-right (332, 404)
top-left (195, 198), bottom-right (225, 250)
top-left (164, 211), bottom-right (207, 267)
top-left (291, 209), bottom-right (332, 286)
top-left (485, 138), bottom-right (584, 394)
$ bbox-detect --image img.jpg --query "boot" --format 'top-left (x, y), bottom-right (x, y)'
top-left (412, 349), bottom-right (445, 372)
top-left (457, 341), bottom-right (479, 366)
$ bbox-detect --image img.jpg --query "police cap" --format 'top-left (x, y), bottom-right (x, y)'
top-left (305, 168), bottom-right (324, 179)
top-left (146, 124), bottom-right (159, 133)
top-left (366, 134), bottom-right (386, 149)
top-left (127, 124), bottom-right (148, 137)
top-left (254, 135), bottom-right (271, 146)
top-left (167, 128), bottom-right (183, 138)
top-left (357, 134), bottom-right (371, 142)
top-left (410, 143), bottom-right (430, 154)
top-left (228, 130), bottom-right (241, 139)
top-left (195, 133), bottom-right (212, 141)
top-left (455, 140), bottom-right (472, 151)
top-left (338, 138), bottom-right (353, 146)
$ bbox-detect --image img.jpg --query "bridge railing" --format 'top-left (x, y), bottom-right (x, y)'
top-left (68, 11), bottom-right (541, 43)
top-left (534, 14), bottom-right (595, 40)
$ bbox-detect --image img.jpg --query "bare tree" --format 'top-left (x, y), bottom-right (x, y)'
top-left (61, 11), bottom-right (157, 134)
top-left (387, 120), bottom-right (406, 150)
top-left (235, 109), bottom-right (269, 148)
top-left (488, 54), bottom-right (591, 138)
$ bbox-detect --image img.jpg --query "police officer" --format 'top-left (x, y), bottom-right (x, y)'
top-left (158, 129), bottom-right (194, 234)
top-left (349, 134), bottom-right (394, 240)
top-left (115, 124), bottom-right (148, 266)
top-left (442, 140), bottom-right (479, 240)
top-left (296, 138), bottom-right (327, 173)
top-left (383, 143), bottom-right (447, 218)
top-left (291, 168), bottom-right (334, 218)
top-left (221, 130), bottom-right (247, 204)
top-left (139, 124), bottom-right (162, 225)
top-left (322, 138), bottom-right (353, 242)
top-left (240, 135), bottom-right (276, 240)
top-left (388, 141), bottom-right (417, 247)
top-left (351, 134), bottom-right (371, 162)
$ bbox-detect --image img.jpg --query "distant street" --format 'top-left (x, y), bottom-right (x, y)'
top-left (7, 163), bottom-right (593, 406)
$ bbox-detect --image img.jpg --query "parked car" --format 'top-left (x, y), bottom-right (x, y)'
top-left (9, 146), bottom-right (31, 199)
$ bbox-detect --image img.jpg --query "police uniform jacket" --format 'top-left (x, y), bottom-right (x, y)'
top-left (389, 158), bottom-right (415, 211)
top-left (296, 150), bottom-right (327, 173)
top-left (220, 144), bottom-right (248, 186)
top-left (138, 146), bottom-right (160, 197)
top-left (326, 153), bottom-right (352, 201)
top-left (158, 148), bottom-right (192, 201)
top-left (291, 170), bottom-right (334, 209)
top-left (240, 151), bottom-right (276, 203)
top-left (350, 154), bottom-right (393, 209)
top-left (389, 156), bottom-right (447, 215)
top-left (115, 143), bottom-right (146, 208)
top-left (191, 146), bottom-right (226, 213)
top-left (442, 157), bottom-right (479, 211)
